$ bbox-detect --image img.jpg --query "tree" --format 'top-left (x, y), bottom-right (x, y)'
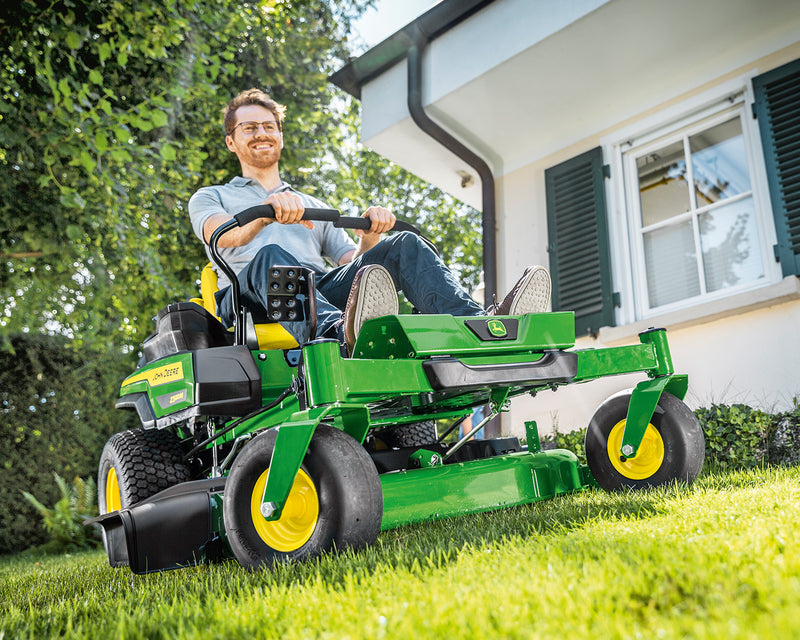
top-left (304, 98), bottom-right (484, 297)
top-left (0, 0), bottom-right (373, 351)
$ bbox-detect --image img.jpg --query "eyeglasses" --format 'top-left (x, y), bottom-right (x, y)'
top-left (231, 120), bottom-right (281, 136)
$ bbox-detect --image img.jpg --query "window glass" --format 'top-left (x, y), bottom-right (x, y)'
top-left (690, 118), bottom-right (751, 206)
top-left (637, 140), bottom-right (690, 227)
top-left (644, 221), bottom-right (700, 307)
top-left (699, 197), bottom-right (763, 293)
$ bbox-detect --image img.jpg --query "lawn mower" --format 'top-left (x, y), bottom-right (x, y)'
top-left (87, 206), bottom-right (704, 573)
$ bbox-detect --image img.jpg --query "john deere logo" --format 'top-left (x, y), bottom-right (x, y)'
top-left (487, 319), bottom-right (507, 337)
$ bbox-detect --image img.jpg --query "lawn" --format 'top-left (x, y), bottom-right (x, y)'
top-left (2, 466), bottom-right (799, 639)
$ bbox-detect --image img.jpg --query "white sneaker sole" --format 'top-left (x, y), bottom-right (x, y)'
top-left (508, 266), bottom-right (552, 314)
top-left (352, 265), bottom-right (398, 336)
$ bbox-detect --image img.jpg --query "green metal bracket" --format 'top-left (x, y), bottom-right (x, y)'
top-left (619, 373), bottom-right (688, 457)
top-left (525, 420), bottom-right (541, 452)
top-left (638, 327), bottom-right (674, 377)
top-left (259, 406), bottom-right (334, 520)
top-left (332, 404), bottom-right (371, 444)
top-left (490, 387), bottom-right (511, 412)
top-left (620, 376), bottom-right (671, 458)
top-left (409, 449), bottom-right (444, 468)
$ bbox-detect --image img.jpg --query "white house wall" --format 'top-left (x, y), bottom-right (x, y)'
top-left (498, 42), bottom-right (800, 437)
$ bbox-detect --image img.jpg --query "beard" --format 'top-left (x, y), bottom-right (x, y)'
top-left (243, 140), bottom-right (281, 169)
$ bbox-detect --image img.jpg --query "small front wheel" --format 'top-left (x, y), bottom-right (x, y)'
top-left (585, 391), bottom-right (704, 491)
top-left (223, 424), bottom-right (383, 570)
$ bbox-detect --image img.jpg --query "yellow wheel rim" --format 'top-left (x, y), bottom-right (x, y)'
top-left (250, 468), bottom-right (319, 553)
top-left (105, 467), bottom-right (122, 512)
top-left (607, 420), bottom-right (665, 479)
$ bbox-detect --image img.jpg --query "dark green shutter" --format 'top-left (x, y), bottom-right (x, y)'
top-left (545, 147), bottom-right (615, 337)
top-left (753, 57), bottom-right (800, 277)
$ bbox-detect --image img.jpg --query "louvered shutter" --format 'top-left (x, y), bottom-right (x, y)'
top-left (545, 147), bottom-right (615, 337)
top-left (753, 57), bottom-right (800, 277)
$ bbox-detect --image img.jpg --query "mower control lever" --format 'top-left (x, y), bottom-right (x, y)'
top-left (233, 204), bottom-right (423, 235)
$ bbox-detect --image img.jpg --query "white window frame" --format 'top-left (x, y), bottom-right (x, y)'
top-left (603, 76), bottom-right (781, 326)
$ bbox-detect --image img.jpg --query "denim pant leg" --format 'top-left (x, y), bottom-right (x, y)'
top-left (214, 244), bottom-right (343, 344)
top-left (317, 232), bottom-right (484, 316)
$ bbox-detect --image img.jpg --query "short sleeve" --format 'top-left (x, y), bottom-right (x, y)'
top-left (188, 186), bottom-right (228, 245)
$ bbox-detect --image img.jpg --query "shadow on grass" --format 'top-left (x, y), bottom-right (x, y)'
top-left (80, 469), bottom-right (797, 594)
top-left (228, 484), bottom-right (679, 591)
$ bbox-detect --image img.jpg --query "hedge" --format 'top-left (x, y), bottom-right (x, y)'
top-left (0, 334), bottom-right (137, 554)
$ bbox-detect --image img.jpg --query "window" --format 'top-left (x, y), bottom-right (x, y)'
top-left (621, 97), bottom-right (773, 316)
top-left (546, 60), bottom-right (800, 335)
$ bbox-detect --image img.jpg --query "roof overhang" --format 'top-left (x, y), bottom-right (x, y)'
top-left (332, 0), bottom-right (800, 209)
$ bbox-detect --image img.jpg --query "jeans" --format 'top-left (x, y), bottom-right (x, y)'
top-left (215, 231), bottom-right (485, 344)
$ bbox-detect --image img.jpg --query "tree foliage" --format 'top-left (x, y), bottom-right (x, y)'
top-left (0, 0), bottom-right (374, 350)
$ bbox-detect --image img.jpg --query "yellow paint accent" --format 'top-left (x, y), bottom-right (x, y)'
top-left (122, 361), bottom-right (184, 388)
top-left (250, 468), bottom-right (319, 553)
top-left (199, 263), bottom-right (298, 350)
top-left (607, 419), bottom-right (665, 479)
top-left (105, 467), bottom-right (122, 512)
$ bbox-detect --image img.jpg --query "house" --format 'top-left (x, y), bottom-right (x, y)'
top-left (331, 0), bottom-right (800, 436)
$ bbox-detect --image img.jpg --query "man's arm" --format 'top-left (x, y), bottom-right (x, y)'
top-left (338, 206), bottom-right (396, 264)
top-left (202, 191), bottom-right (313, 247)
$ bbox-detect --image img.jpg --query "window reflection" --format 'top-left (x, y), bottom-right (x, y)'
top-left (637, 140), bottom-right (690, 227)
top-left (690, 118), bottom-right (751, 206)
top-left (699, 197), bottom-right (762, 293)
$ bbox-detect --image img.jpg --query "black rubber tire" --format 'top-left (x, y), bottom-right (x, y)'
top-left (98, 428), bottom-right (192, 513)
top-left (374, 420), bottom-right (438, 448)
top-left (223, 424), bottom-right (383, 570)
top-left (585, 391), bottom-right (705, 491)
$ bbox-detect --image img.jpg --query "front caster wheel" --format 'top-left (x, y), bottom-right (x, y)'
top-left (585, 391), bottom-right (704, 491)
top-left (223, 424), bottom-right (383, 570)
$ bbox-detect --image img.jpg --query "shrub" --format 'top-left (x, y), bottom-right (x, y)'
top-left (540, 427), bottom-right (587, 465)
top-left (769, 400), bottom-right (800, 467)
top-left (694, 403), bottom-right (776, 470)
top-left (22, 474), bottom-right (100, 552)
top-left (0, 333), bottom-right (138, 554)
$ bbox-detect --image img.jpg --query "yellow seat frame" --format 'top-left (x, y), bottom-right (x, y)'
top-left (190, 263), bottom-right (299, 350)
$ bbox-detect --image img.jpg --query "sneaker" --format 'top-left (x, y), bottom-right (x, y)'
top-left (343, 265), bottom-right (398, 352)
top-left (490, 266), bottom-right (551, 315)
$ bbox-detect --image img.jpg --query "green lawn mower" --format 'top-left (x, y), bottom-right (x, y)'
top-left (87, 206), bottom-right (704, 573)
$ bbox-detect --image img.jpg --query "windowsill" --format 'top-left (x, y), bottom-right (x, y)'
top-left (598, 276), bottom-right (800, 345)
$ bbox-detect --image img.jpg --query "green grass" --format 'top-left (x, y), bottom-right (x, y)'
top-left (2, 467), bottom-right (800, 639)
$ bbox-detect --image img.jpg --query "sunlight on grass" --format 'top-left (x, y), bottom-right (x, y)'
top-left (2, 467), bottom-right (799, 639)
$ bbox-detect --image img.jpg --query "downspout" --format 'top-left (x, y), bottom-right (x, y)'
top-left (406, 30), bottom-right (497, 306)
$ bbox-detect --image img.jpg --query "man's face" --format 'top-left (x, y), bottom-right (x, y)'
top-left (225, 104), bottom-right (283, 170)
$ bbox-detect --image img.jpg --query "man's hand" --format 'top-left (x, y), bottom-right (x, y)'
top-left (342, 206), bottom-right (396, 262)
top-left (267, 191), bottom-right (313, 229)
top-left (356, 206), bottom-right (395, 238)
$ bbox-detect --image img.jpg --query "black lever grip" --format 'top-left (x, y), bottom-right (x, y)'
top-left (233, 204), bottom-right (339, 227)
top-left (232, 204), bottom-right (422, 235)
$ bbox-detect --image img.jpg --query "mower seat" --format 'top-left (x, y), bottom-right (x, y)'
top-left (190, 263), bottom-right (299, 350)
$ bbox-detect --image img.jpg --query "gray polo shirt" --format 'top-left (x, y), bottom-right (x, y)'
top-left (188, 178), bottom-right (356, 289)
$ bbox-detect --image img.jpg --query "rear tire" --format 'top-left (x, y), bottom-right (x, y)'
top-left (585, 391), bottom-right (704, 491)
top-left (223, 424), bottom-right (382, 570)
top-left (374, 420), bottom-right (438, 448)
top-left (98, 428), bottom-right (192, 513)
